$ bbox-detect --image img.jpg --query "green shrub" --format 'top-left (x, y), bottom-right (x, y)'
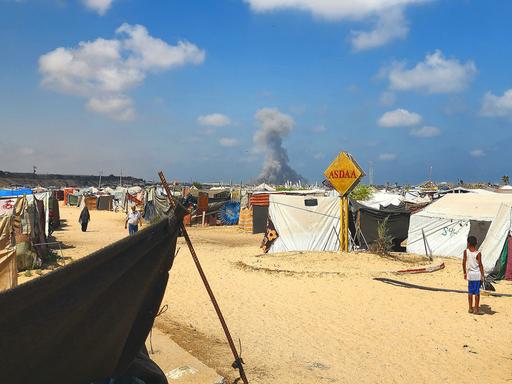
top-left (371, 216), bottom-right (393, 255)
top-left (350, 184), bottom-right (373, 201)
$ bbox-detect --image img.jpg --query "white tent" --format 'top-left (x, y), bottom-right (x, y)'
top-left (267, 194), bottom-right (340, 253)
top-left (479, 204), bottom-right (512, 274)
top-left (359, 190), bottom-right (403, 209)
top-left (407, 193), bottom-right (512, 258)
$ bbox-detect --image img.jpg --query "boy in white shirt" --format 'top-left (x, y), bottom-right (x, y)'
top-left (462, 236), bottom-right (485, 314)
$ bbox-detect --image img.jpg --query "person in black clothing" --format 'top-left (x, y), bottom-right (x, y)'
top-left (79, 206), bottom-right (90, 232)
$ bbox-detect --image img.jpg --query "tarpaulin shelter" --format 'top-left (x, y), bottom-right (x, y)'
top-left (479, 204), bottom-right (512, 278)
top-left (351, 202), bottom-right (410, 252)
top-left (0, 213), bottom-right (183, 384)
top-left (63, 188), bottom-right (76, 205)
top-left (263, 195), bottom-right (340, 253)
top-left (407, 193), bottom-right (512, 258)
top-left (0, 214), bottom-right (17, 291)
top-left (85, 195), bottom-right (98, 210)
top-left (0, 188), bottom-right (33, 198)
top-left (238, 207), bottom-right (253, 232)
top-left (251, 193), bottom-right (270, 234)
top-left (97, 195), bottom-right (114, 211)
top-left (67, 194), bottom-right (80, 206)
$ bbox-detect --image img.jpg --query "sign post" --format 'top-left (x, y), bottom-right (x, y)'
top-left (324, 152), bottom-right (365, 252)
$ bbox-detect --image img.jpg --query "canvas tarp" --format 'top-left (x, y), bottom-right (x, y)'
top-left (351, 202), bottom-right (410, 251)
top-left (0, 214), bottom-right (182, 384)
top-left (407, 194), bottom-right (512, 258)
top-left (267, 195), bottom-right (340, 253)
top-left (479, 204), bottom-right (512, 274)
top-left (0, 215), bottom-right (17, 291)
top-left (97, 195), bottom-right (114, 211)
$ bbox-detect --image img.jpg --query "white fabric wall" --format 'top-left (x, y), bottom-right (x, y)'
top-left (479, 204), bottom-right (512, 273)
top-left (268, 195), bottom-right (340, 253)
top-left (407, 214), bottom-right (471, 258)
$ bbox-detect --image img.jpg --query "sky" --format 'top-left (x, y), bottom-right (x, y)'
top-left (1, 0), bottom-right (512, 185)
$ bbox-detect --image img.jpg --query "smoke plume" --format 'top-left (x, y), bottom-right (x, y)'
top-left (253, 108), bottom-right (306, 184)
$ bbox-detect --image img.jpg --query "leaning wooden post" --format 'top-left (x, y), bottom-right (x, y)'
top-left (158, 171), bottom-right (249, 384)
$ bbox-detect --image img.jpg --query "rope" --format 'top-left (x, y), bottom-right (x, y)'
top-left (149, 304), bottom-right (169, 355)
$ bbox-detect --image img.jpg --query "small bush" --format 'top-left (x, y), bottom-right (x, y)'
top-left (371, 216), bottom-right (393, 255)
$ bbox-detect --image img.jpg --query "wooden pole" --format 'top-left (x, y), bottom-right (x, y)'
top-left (340, 196), bottom-right (349, 253)
top-left (339, 197), bottom-right (343, 252)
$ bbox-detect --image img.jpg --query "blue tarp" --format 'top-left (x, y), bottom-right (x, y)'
top-left (0, 189), bottom-right (33, 198)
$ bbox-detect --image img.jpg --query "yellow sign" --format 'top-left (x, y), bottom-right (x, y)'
top-left (324, 152), bottom-right (365, 197)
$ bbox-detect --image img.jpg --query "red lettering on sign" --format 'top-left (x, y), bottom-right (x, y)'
top-left (329, 170), bottom-right (357, 179)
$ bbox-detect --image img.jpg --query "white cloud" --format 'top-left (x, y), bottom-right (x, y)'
top-left (244, 0), bottom-right (423, 20)
top-left (83, 0), bottom-right (114, 16)
top-left (350, 7), bottom-right (408, 51)
top-left (378, 108), bottom-right (422, 127)
top-left (379, 91), bottom-right (396, 106)
top-left (39, 24), bottom-right (205, 121)
top-left (311, 125), bottom-right (327, 133)
top-left (470, 149), bottom-right (485, 157)
top-left (384, 50), bottom-right (477, 93)
top-left (410, 126), bottom-right (441, 138)
top-left (379, 153), bottom-right (397, 161)
top-left (198, 113), bottom-right (231, 127)
top-left (244, 0), bottom-right (427, 50)
top-left (313, 152), bottom-right (325, 160)
top-left (86, 95), bottom-right (135, 122)
top-left (481, 89), bottom-right (512, 118)
top-left (219, 137), bottom-right (239, 147)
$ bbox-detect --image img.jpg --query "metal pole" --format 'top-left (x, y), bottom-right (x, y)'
top-left (158, 171), bottom-right (249, 384)
top-left (343, 196), bottom-right (349, 252)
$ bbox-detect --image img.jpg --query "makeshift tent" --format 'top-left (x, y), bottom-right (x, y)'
top-left (264, 195), bottom-right (340, 253)
top-left (351, 202), bottom-right (410, 252)
top-left (238, 207), bottom-right (253, 232)
top-left (85, 195), bottom-right (98, 210)
top-left (67, 194), bottom-right (80, 206)
top-left (0, 188), bottom-right (32, 198)
top-left (251, 193), bottom-right (270, 234)
top-left (407, 194), bottom-right (512, 258)
top-left (63, 188), bottom-right (75, 205)
top-left (0, 214), bottom-right (17, 291)
top-left (97, 195), bottom-right (114, 211)
top-left (358, 191), bottom-right (403, 210)
top-left (479, 204), bottom-right (512, 276)
top-left (0, 214), bottom-right (182, 384)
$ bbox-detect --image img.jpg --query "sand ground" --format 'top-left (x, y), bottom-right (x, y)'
top-left (23, 204), bottom-right (512, 383)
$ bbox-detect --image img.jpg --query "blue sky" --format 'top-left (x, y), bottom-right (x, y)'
top-left (0, 0), bottom-right (511, 184)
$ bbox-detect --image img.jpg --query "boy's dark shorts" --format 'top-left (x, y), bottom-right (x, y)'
top-left (468, 280), bottom-right (481, 295)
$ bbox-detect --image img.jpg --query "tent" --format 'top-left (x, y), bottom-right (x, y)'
top-left (263, 194), bottom-right (340, 253)
top-left (0, 215), bottom-right (182, 384)
top-left (358, 190), bottom-right (403, 210)
top-left (0, 214), bottom-right (17, 291)
top-left (478, 204), bottom-right (512, 277)
top-left (407, 193), bottom-right (512, 258)
top-left (351, 202), bottom-right (410, 252)
top-left (97, 195), bottom-right (114, 211)
top-left (0, 188), bottom-right (32, 198)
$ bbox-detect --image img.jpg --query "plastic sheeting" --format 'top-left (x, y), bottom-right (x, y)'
top-left (0, 215), bottom-right (17, 291)
top-left (406, 194), bottom-right (512, 258)
top-left (407, 215), bottom-right (471, 257)
top-left (268, 195), bottom-right (340, 253)
top-left (479, 204), bottom-right (512, 274)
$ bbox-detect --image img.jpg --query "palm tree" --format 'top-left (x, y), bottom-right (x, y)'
top-left (502, 175), bottom-right (510, 185)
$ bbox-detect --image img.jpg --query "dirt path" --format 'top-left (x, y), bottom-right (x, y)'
top-left (38, 204), bottom-right (512, 383)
